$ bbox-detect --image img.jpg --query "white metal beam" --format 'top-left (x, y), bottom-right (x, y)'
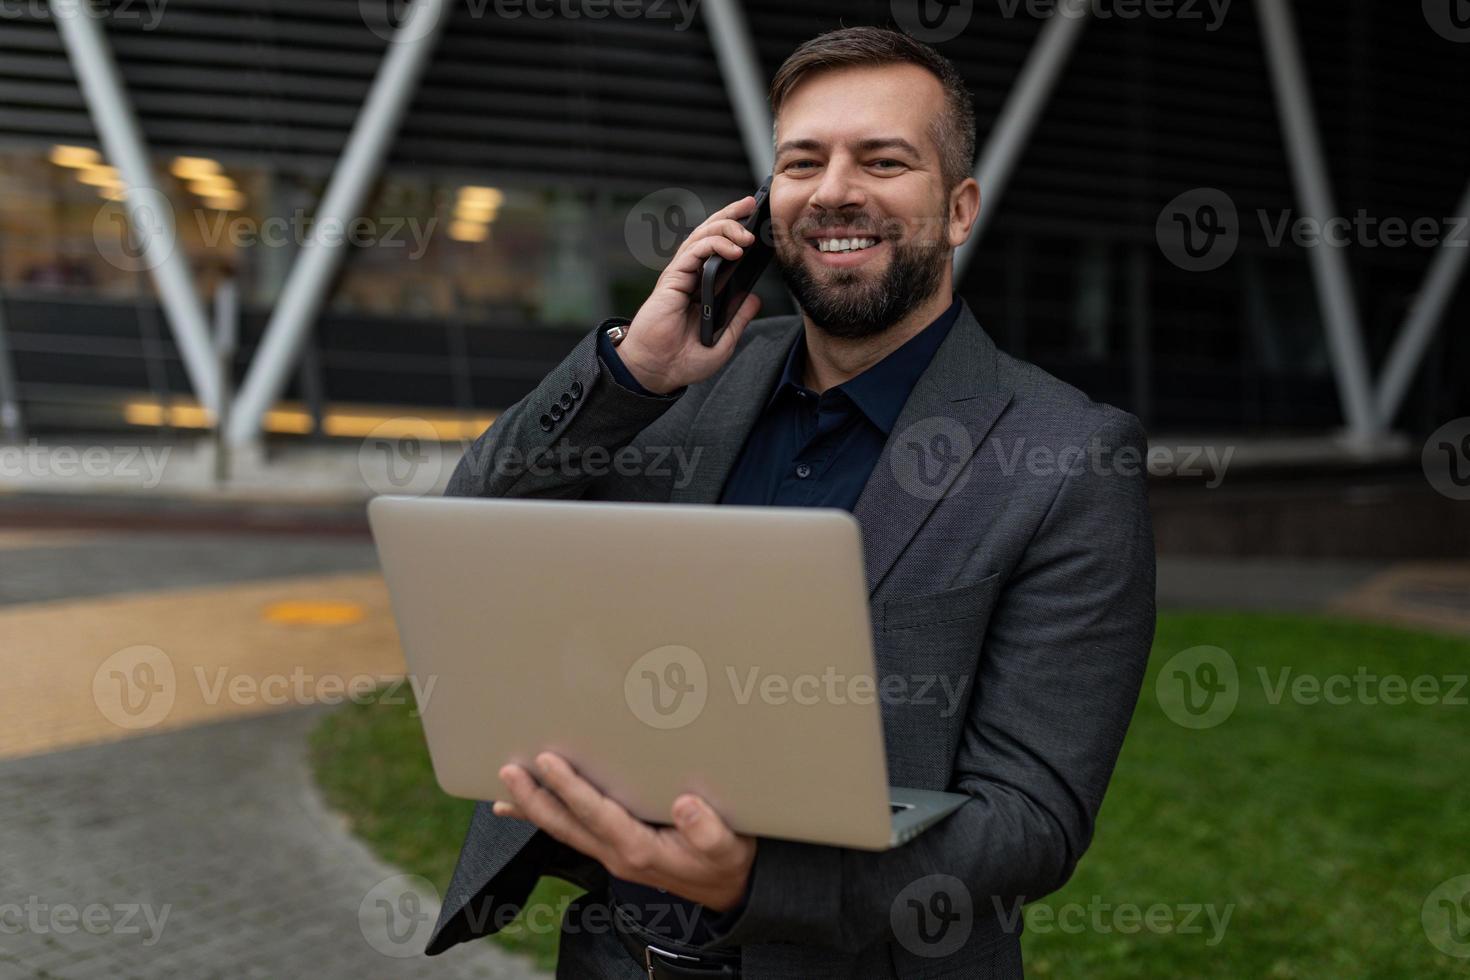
top-left (1255, 0), bottom-right (1381, 440)
top-left (954, 7), bottom-right (1091, 278)
top-left (226, 0), bottom-right (451, 447)
top-left (702, 0), bottom-right (774, 182)
top-left (52, 0), bottom-right (220, 414)
top-left (1373, 177), bottom-right (1470, 427)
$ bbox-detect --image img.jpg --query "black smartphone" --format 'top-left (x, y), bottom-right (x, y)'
top-left (699, 176), bottom-right (775, 347)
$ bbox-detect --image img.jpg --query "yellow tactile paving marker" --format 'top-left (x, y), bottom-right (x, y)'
top-left (0, 571), bottom-right (407, 761)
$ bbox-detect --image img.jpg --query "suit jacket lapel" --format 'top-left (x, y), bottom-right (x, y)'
top-left (853, 306), bottom-right (1011, 596)
top-left (670, 318), bottom-right (800, 505)
top-left (672, 303), bottom-right (1012, 597)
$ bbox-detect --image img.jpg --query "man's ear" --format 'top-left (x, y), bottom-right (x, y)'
top-left (947, 177), bottom-right (981, 249)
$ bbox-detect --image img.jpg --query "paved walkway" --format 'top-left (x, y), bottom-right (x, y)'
top-left (0, 707), bottom-right (529, 979)
top-left (0, 527), bottom-right (540, 978)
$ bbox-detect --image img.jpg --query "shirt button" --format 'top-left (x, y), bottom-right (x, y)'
top-left (795, 463), bottom-right (811, 479)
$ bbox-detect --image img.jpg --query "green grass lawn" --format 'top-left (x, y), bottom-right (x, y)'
top-left (310, 612), bottom-right (1470, 977)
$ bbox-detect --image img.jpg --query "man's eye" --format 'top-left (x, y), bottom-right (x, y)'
top-left (785, 160), bottom-right (817, 172)
top-left (871, 159), bottom-right (904, 170)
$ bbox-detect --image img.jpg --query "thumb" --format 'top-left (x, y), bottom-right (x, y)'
top-left (673, 795), bottom-right (730, 854)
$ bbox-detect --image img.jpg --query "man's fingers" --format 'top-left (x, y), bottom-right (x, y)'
top-left (499, 763), bottom-right (607, 859)
top-left (534, 754), bottom-right (702, 883)
top-left (491, 800), bottom-right (526, 820)
top-left (701, 195), bottom-right (756, 229)
top-left (669, 795), bottom-right (743, 863)
top-left (664, 234), bottom-right (743, 280)
top-left (533, 753), bottom-right (630, 836)
top-left (714, 294), bottom-right (762, 354)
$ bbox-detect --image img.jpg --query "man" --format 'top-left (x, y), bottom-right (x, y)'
top-left (425, 26), bottom-right (1155, 980)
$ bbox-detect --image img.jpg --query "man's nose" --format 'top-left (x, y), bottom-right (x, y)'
top-left (807, 160), bottom-right (866, 212)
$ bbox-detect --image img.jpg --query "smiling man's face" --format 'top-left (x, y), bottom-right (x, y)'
top-left (770, 62), bottom-right (972, 340)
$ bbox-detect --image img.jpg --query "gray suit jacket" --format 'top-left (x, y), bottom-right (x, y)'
top-left (423, 301), bottom-right (1156, 979)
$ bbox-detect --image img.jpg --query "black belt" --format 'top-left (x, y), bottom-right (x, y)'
top-left (610, 902), bottom-right (741, 980)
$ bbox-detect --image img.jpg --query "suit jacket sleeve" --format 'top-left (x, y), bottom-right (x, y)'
top-left (700, 410), bottom-right (1157, 953)
top-left (444, 319), bottom-right (685, 501)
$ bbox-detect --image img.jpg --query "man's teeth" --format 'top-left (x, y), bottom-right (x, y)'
top-left (817, 237), bottom-right (878, 253)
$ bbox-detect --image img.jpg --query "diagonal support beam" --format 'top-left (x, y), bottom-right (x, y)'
top-left (1256, 0), bottom-right (1381, 440)
top-left (1373, 176), bottom-right (1470, 427)
top-left (52, 0), bottom-right (220, 414)
top-left (227, 0), bottom-right (451, 447)
top-left (702, 0), bottom-right (774, 182)
top-left (955, 6), bottom-right (1091, 278)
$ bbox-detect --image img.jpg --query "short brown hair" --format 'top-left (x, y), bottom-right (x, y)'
top-left (768, 27), bottom-right (976, 192)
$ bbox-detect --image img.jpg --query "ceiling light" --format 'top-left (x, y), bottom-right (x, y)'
top-left (449, 220), bottom-right (490, 243)
top-left (204, 192), bottom-right (247, 211)
top-left (453, 201), bottom-right (498, 222)
top-left (49, 145), bottom-right (100, 169)
top-left (77, 165), bottom-right (122, 187)
top-left (171, 156), bottom-right (222, 180)
top-left (457, 186), bottom-right (504, 209)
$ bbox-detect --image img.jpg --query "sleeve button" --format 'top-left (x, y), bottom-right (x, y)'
top-left (559, 392), bottom-right (574, 410)
top-left (539, 414), bottom-right (554, 431)
top-left (549, 404), bottom-right (565, 421)
top-left (569, 381), bottom-right (584, 399)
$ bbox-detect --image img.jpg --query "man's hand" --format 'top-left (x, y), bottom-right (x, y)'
top-left (493, 752), bottom-right (756, 913)
top-left (618, 196), bottom-right (765, 395)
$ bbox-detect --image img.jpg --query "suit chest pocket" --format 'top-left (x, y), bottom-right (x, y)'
top-left (875, 573), bottom-right (1001, 788)
top-left (881, 573), bottom-right (1001, 633)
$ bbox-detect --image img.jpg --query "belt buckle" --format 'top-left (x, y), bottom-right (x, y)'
top-left (643, 941), bottom-right (696, 979)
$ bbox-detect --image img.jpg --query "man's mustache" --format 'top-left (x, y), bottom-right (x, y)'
top-left (781, 214), bottom-right (942, 245)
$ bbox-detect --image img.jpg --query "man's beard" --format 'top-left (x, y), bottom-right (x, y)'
top-left (774, 216), bottom-right (949, 340)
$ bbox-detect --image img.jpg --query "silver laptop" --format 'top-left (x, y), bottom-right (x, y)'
top-left (367, 494), bottom-right (968, 851)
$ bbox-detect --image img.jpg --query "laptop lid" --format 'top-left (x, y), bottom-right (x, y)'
top-left (367, 494), bottom-right (896, 850)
